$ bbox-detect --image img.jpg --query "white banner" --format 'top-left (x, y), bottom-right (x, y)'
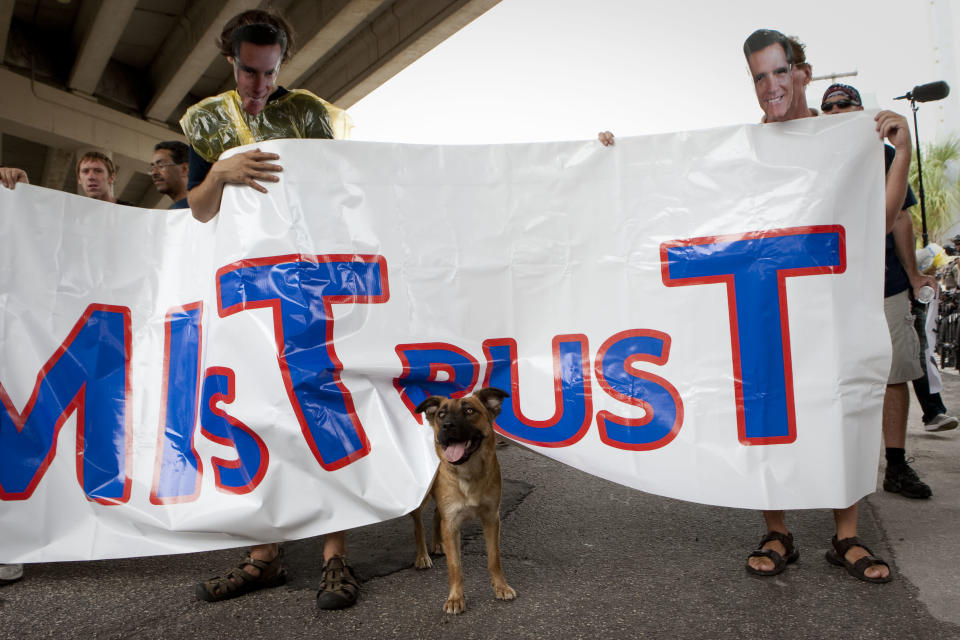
top-left (0, 112), bottom-right (889, 562)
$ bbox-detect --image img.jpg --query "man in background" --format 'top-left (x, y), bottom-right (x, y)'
top-left (76, 151), bottom-right (118, 203)
top-left (820, 83), bottom-right (949, 453)
top-left (5, 152), bottom-right (121, 203)
top-left (0, 167), bottom-right (28, 189)
top-left (150, 141), bottom-right (189, 209)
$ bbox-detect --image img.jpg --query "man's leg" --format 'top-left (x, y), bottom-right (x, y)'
top-left (911, 372), bottom-right (958, 431)
top-left (317, 531), bottom-right (359, 610)
top-left (883, 291), bottom-right (932, 499)
top-left (323, 530), bottom-right (346, 561)
top-left (912, 372), bottom-right (946, 422)
top-left (882, 382), bottom-right (910, 449)
top-left (910, 301), bottom-right (957, 429)
top-left (250, 542), bottom-right (279, 564)
top-left (882, 382), bottom-right (932, 498)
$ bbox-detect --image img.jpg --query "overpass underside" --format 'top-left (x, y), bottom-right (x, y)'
top-left (0, 0), bottom-right (499, 207)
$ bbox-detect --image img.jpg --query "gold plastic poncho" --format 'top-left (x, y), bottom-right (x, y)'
top-left (179, 88), bottom-right (353, 163)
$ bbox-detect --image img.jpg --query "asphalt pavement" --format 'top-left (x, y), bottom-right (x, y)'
top-left (2, 370), bottom-right (960, 639)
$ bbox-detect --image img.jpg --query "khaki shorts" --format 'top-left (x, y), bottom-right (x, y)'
top-left (885, 289), bottom-right (923, 384)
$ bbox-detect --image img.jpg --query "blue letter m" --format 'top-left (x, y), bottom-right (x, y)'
top-left (0, 305), bottom-right (131, 503)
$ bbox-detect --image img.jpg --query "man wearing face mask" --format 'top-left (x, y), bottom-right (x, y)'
top-left (598, 33), bottom-right (911, 583)
top-left (759, 35), bottom-right (818, 122)
top-left (181, 9), bottom-right (358, 610)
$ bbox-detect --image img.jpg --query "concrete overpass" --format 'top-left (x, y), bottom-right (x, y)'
top-left (0, 0), bottom-right (500, 207)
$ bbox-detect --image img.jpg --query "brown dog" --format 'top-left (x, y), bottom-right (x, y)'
top-left (412, 387), bottom-right (516, 614)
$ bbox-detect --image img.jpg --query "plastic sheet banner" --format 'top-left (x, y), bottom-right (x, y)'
top-left (1, 112), bottom-right (888, 562)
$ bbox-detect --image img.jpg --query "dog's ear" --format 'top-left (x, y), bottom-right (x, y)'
top-left (473, 387), bottom-right (509, 417)
top-left (414, 396), bottom-right (444, 419)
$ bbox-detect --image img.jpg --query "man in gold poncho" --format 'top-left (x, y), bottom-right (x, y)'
top-left (180, 9), bottom-right (349, 223)
top-left (181, 10), bottom-right (358, 610)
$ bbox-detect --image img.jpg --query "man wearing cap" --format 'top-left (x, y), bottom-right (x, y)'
top-left (820, 83), bottom-right (950, 442)
top-left (740, 30), bottom-right (924, 584)
top-left (181, 8), bottom-right (358, 610)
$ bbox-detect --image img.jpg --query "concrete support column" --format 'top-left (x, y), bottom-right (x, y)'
top-left (41, 147), bottom-right (76, 191)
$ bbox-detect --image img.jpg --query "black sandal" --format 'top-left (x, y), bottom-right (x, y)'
top-left (195, 550), bottom-right (287, 602)
top-left (745, 530), bottom-right (799, 576)
top-left (825, 535), bottom-right (892, 584)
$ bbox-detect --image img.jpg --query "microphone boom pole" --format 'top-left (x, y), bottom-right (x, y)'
top-left (895, 81), bottom-right (951, 246)
top-left (911, 97), bottom-right (929, 246)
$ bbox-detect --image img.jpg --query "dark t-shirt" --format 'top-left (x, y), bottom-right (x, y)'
top-left (884, 144), bottom-right (918, 298)
top-left (186, 149), bottom-right (213, 192)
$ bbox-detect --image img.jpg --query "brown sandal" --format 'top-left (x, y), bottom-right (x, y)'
top-left (316, 554), bottom-right (360, 610)
top-left (195, 550), bottom-right (287, 602)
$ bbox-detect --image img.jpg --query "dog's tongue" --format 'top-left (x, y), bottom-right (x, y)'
top-left (444, 442), bottom-right (467, 463)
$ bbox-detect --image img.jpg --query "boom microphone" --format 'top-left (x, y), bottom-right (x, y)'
top-left (895, 81), bottom-right (950, 102)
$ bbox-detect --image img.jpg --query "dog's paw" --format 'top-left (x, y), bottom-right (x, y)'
top-left (414, 554), bottom-right (433, 570)
top-left (493, 583), bottom-right (516, 601)
top-left (429, 542), bottom-right (444, 556)
top-left (443, 595), bottom-right (466, 614)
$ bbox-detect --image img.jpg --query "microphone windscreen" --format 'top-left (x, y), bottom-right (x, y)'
top-left (912, 81), bottom-right (950, 102)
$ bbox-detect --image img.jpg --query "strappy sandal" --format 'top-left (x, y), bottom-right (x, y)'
top-left (316, 554), bottom-right (360, 610)
top-left (825, 535), bottom-right (892, 584)
top-left (745, 530), bottom-right (799, 576)
top-left (195, 550), bottom-right (287, 602)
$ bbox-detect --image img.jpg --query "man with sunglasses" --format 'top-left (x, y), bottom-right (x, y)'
top-left (820, 85), bottom-right (860, 114)
top-left (181, 9), bottom-right (358, 610)
top-left (741, 30), bottom-right (925, 585)
top-left (821, 85), bottom-right (954, 432)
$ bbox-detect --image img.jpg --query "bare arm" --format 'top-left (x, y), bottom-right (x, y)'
top-left (187, 149), bottom-right (282, 223)
top-left (892, 208), bottom-right (935, 296)
top-left (876, 110), bottom-right (912, 234)
top-left (0, 167), bottom-right (29, 190)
